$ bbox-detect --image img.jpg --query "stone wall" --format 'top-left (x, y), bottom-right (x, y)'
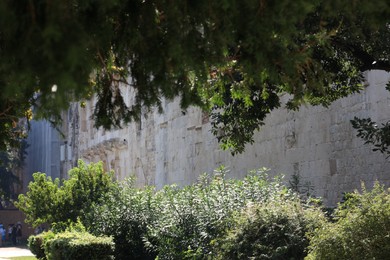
top-left (70, 70), bottom-right (390, 206)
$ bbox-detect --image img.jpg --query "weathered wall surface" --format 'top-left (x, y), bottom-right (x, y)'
top-left (72, 70), bottom-right (390, 206)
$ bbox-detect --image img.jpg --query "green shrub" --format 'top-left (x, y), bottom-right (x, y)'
top-left (86, 178), bottom-right (157, 260)
top-left (16, 160), bottom-right (115, 227)
top-left (44, 231), bottom-right (114, 260)
top-left (28, 231), bottom-right (55, 260)
top-left (306, 182), bottom-right (390, 260)
top-left (89, 167), bottom-right (293, 259)
top-left (212, 198), bottom-right (325, 259)
top-left (88, 167), bottom-right (326, 259)
top-left (145, 167), bottom-right (297, 259)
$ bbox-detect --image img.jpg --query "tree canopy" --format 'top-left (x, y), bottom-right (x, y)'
top-left (0, 140), bottom-right (27, 202)
top-left (0, 0), bottom-right (389, 153)
top-left (15, 160), bottom-right (114, 227)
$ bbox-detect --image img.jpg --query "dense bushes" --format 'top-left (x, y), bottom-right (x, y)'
top-left (28, 225), bottom-right (114, 260)
top-left (22, 161), bottom-right (390, 259)
top-left (44, 231), bottom-right (114, 260)
top-left (307, 182), bottom-right (390, 259)
top-left (28, 231), bottom-right (55, 260)
top-left (145, 169), bottom-right (296, 259)
top-left (212, 199), bottom-right (325, 259)
top-left (88, 167), bottom-right (320, 259)
top-left (88, 169), bottom-right (390, 259)
top-left (86, 178), bottom-right (157, 260)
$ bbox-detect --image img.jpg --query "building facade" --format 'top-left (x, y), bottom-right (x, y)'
top-left (25, 70), bottom-right (390, 206)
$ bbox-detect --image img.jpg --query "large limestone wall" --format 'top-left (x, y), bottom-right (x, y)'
top-left (75, 70), bottom-right (390, 206)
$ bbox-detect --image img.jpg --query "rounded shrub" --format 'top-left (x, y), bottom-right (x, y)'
top-left (211, 198), bottom-right (325, 259)
top-left (307, 182), bottom-right (390, 260)
top-left (28, 231), bottom-right (55, 260)
top-left (44, 231), bottom-right (114, 260)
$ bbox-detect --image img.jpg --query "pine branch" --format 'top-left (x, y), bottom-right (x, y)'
top-left (332, 38), bottom-right (390, 72)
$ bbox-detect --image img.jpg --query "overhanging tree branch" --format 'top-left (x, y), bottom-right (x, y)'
top-left (332, 38), bottom-right (390, 72)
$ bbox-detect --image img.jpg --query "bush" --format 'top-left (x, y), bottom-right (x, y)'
top-left (306, 182), bottom-right (390, 260)
top-left (211, 198), bottom-right (325, 259)
top-left (28, 231), bottom-right (55, 260)
top-left (88, 167), bottom-right (293, 259)
top-left (145, 168), bottom-right (294, 259)
top-left (16, 160), bottom-right (115, 227)
top-left (44, 231), bottom-right (114, 260)
top-left (86, 178), bottom-right (157, 260)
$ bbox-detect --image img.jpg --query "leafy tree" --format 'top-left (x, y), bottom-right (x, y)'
top-left (0, 152), bottom-right (20, 201)
top-left (351, 116), bottom-right (390, 157)
top-left (16, 172), bottom-right (60, 227)
top-left (0, 1), bottom-right (389, 153)
top-left (15, 160), bottom-right (115, 227)
top-left (0, 140), bottom-right (28, 202)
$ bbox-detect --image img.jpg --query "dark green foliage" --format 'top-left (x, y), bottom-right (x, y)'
top-left (15, 160), bottom-right (115, 227)
top-left (0, 152), bottom-right (19, 200)
top-left (89, 167), bottom-right (313, 259)
top-left (211, 199), bottom-right (325, 260)
top-left (145, 168), bottom-right (290, 259)
top-left (307, 182), bottom-right (390, 260)
top-left (210, 82), bottom-right (281, 154)
top-left (28, 231), bottom-right (55, 260)
top-left (86, 178), bottom-right (157, 260)
top-left (351, 117), bottom-right (390, 156)
top-left (0, 0), bottom-right (389, 153)
top-left (44, 231), bottom-right (114, 260)
top-left (0, 140), bottom-right (28, 200)
top-left (20, 163), bottom-right (390, 260)
top-left (29, 222), bottom-right (114, 260)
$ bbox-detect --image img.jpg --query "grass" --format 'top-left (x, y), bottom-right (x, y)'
top-left (6, 257), bottom-right (37, 260)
